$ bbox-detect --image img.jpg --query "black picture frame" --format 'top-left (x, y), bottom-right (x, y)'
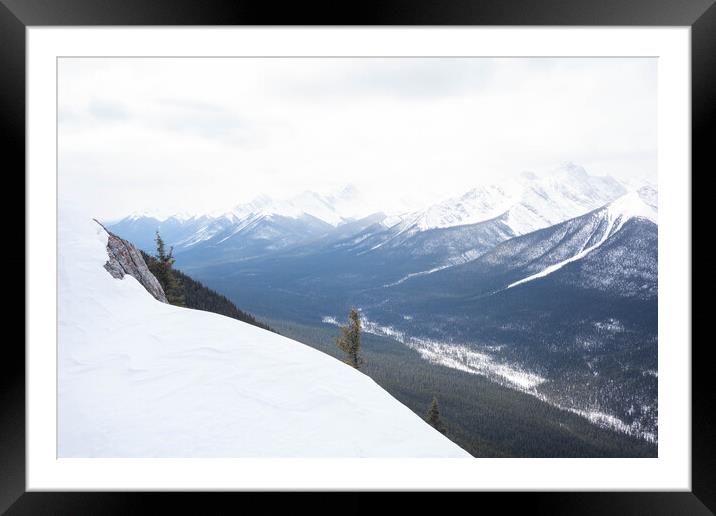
top-left (3, 0), bottom-right (710, 513)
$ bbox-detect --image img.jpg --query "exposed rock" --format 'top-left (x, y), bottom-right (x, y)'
top-left (94, 219), bottom-right (168, 303)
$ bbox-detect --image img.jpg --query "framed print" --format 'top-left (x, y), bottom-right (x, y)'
top-left (5, 0), bottom-right (711, 513)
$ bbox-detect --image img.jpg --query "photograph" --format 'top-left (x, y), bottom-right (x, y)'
top-left (57, 56), bottom-right (659, 459)
top-left (1, 0), bottom-right (706, 506)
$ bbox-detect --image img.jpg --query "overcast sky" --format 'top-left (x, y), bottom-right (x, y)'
top-left (58, 57), bottom-right (657, 220)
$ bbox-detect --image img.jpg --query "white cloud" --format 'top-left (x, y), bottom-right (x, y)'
top-left (58, 57), bottom-right (657, 220)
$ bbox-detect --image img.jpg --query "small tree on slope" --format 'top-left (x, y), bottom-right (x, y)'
top-left (151, 231), bottom-right (185, 306)
top-left (426, 396), bottom-right (446, 434)
top-left (336, 308), bottom-right (364, 369)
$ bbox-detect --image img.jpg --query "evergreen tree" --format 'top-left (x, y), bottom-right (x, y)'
top-left (336, 308), bottom-right (364, 369)
top-left (149, 231), bottom-right (185, 306)
top-left (426, 396), bottom-right (446, 434)
top-left (155, 230), bottom-right (170, 262)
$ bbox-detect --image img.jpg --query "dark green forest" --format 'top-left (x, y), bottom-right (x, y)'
top-left (141, 250), bottom-right (274, 333)
top-left (265, 317), bottom-right (657, 458)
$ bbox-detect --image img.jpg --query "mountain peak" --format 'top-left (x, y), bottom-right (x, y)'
top-left (558, 161), bottom-right (588, 178)
top-left (336, 183), bottom-right (360, 199)
top-left (405, 163), bottom-right (627, 235)
top-left (125, 209), bottom-right (163, 222)
top-left (607, 188), bottom-right (658, 226)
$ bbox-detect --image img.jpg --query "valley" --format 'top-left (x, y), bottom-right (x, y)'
top-left (265, 317), bottom-right (656, 457)
top-left (107, 164), bottom-right (659, 456)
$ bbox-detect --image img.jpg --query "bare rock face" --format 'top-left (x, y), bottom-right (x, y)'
top-left (96, 220), bottom-right (168, 303)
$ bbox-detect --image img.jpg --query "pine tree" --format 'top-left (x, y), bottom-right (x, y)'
top-left (426, 396), bottom-right (446, 434)
top-left (336, 308), bottom-right (364, 369)
top-left (150, 231), bottom-right (185, 306)
top-left (155, 230), bottom-right (170, 262)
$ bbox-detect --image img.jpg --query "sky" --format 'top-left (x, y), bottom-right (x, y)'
top-left (58, 57), bottom-right (657, 220)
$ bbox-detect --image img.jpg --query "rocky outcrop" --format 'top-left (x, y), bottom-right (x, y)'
top-left (95, 219), bottom-right (168, 303)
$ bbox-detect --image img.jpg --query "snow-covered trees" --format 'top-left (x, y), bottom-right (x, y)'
top-left (336, 308), bottom-right (364, 369)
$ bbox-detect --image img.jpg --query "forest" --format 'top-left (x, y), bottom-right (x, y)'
top-left (265, 317), bottom-right (657, 458)
top-left (141, 248), bottom-right (274, 333)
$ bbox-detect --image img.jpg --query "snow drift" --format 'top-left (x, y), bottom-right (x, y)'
top-left (58, 213), bottom-right (468, 458)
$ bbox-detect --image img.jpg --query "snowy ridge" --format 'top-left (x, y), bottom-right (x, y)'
top-left (222, 185), bottom-right (383, 228)
top-left (410, 182), bottom-right (522, 231)
top-left (117, 184), bottom-right (384, 233)
top-left (507, 218), bottom-right (618, 289)
top-left (607, 186), bottom-right (657, 224)
top-left (389, 163), bottom-right (628, 236)
top-left (383, 265), bottom-right (453, 287)
top-left (125, 210), bottom-right (203, 223)
top-left (507, 187), bottom-right (658, 289)
top-left (175, 219), bottom-right (235, 247)
top-left (502, 163), bottom-right (628, 235)
top-left (58, 212), bottom-right (468, 457)
top-left (380, 250), bottom-right (483, 288)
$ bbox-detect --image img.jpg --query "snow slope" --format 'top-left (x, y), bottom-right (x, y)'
top-left (58, 213), bottom-right (468, 458)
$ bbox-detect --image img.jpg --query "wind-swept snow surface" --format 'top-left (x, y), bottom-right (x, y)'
top-left (58, 214), bottom-right (468, 458)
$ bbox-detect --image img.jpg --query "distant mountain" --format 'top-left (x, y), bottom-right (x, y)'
top-left (108, 185), bottom-right (390, 263)
top-left (217, 186), bottom-right (382, 228)
top-left (390, 162), bottom-right (627, 236)
top-left (105, 213), bottom-right (212, 254)
top-left (108, 164), bottom-right (631, 265)
top-left (346, 188), bottom-right (658, 440)
top-left (381, 185), bottom-right (657, 299)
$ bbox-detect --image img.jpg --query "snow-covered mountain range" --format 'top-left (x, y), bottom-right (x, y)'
top-left (122, 184), bottom-right (385, 227)
top-left (105, 163), bottom-right (658, 442)
top-left (391, 163), bottom-right (629, 235)
top-left (376, 184), bottom-right (658, 306)
top-left (58, 211), bottom-right (469, 457)
top-left (109, 163), bottom-right (653, 268)
top-left (214, 184), bottom-right (383, 228)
